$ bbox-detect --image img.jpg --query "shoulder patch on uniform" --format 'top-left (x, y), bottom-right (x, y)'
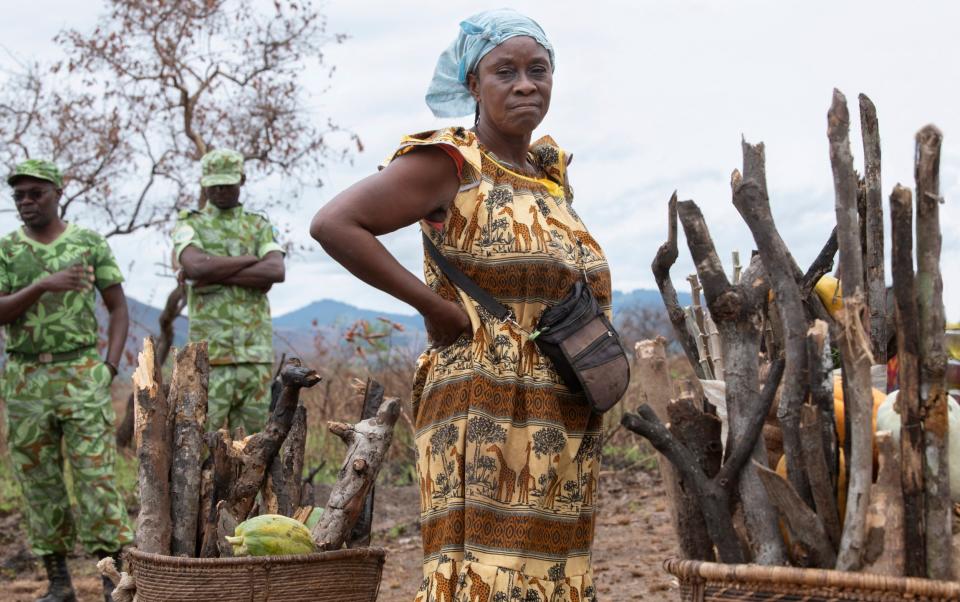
top-left (178, 209), bottom-right (200, 219)
top-left (244, 209), bottom-right (271, 222)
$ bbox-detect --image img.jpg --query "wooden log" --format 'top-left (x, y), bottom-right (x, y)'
top-left (914, 124), bottom-right (952, 580)
top-left (622, 358), bottom-right (784, 564)
top-left (95, 557), bottom-right (135, 602)
top-left (677, 198), bottom-right (787, 564)
top-left (889, 184), bottom-right (926, 577)
top-left (636, 338), bottom-right (714, 561)
top-left (862, 432), bottom-right (905, 576)
top-left (800, 404), bottom-right (841, 549)
top-left (216, 501), bottom-right (239, 558)
top-left (623, 406), bottom-right (742, 563)
top-left (196, 453), bottom-right (213, 557)
top-left (755, 462), bottom-right (836, 568)
top-left (348, 379), bottom-right (386, 548)
top-left (828, 89), bottom-right (874, 571)
top-left (199, 430), bottom-right (242, 557)
top-left (133, 336), bottom-right (173, 555)
top-left (169, 342), bottom-right (209, 557)
top-left (225, 359), bottom-right (321, 522)
top-left (668, 397), bottom-right (723, 480)
top-left (668, 396), bottom-right (723, 561)
top-left (117, 283), bottom-right (186, 449)
top-left (705, 315), bottom-right (724, 380)
top-left (651, 192), bottom-right (705, 378)
top-left (688, 274), bottom-right (716, 379)
top-left (859, 94), bottom-right (886, 362)
top-left (267, 402), bottom-right (307, 517)
top-left (807, 321), bottom-right (840, 503)
top-left (733, 146), bottom-right (813, 508)
top-left (312, 397), bottom-right (402, 551)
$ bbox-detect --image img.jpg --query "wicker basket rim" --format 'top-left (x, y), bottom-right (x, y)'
top-left (663, 559), bottom-right (960, 596)
top-left (127, 546), bottom-right (386, 567)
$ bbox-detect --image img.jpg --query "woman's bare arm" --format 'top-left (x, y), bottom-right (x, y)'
top-left (311, 147), bottom-right (470, 345)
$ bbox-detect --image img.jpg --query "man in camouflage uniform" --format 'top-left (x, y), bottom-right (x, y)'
top-left (173, 149), bottom-right (285, 433)
top-left (0, 160), bottom-right (133, 602)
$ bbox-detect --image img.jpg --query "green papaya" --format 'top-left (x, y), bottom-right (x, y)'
top-left (224, 514), bottom-right (315, 557)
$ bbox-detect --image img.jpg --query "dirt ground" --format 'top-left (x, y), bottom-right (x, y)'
top-left (0, 466), bottom-right (679, 602)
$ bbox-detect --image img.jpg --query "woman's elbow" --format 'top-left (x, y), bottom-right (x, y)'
top-left (309, 208), bottom-right (332, 245)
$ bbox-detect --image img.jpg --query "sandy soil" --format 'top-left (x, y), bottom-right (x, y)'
top-left (0, 466), bottom-right (679, 602)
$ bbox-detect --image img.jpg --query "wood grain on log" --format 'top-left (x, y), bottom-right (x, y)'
top-left (859, 94), bottom-right (886, 362)
top-left (862, 432), bottom-right (905, 576)
top-left (225, 359), bottom-right (321, 522)
top-left (651, 192), bottom-right (704, 377)
top-left (828, 89), bottom-right (874, 571)
top-left (914, 124), bottom-right (952, 579)
top-left (312, 396), bottom-right (401, 551)
top-left (755, 462), bottom-right (836, 568)
top-left (636, 338), bottom-right (714, 561)
top-left (889, 184), bottom-right (926, 577)
top-left (133, 337), bottom-right (173, 555)
top-left (169, 343), bottom-right (209, 557)
top-left (733, 147), bottom-right (813, 508)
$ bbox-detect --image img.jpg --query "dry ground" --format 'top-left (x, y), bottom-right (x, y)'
top-left (0, 466), bottom-right (679, 602)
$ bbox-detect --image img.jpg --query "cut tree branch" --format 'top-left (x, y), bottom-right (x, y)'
top-left (914, 124), bottom-right (952, 580)
top-left (828, 89), bottom-right (874, 572)
top-left (651, 192), bottom-right (704, 377)
top-left (859, 94), bottom-right (886, 362)
top-left (733, 142), bottom-right (813, 508)
top-left (889, 184), bottom-right (926, 577)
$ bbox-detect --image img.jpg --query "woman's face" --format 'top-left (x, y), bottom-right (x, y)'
top-left (469, 36), bottom-right (552, 137)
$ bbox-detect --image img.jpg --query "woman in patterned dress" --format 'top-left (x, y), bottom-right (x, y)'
top-left (311, 10), bottom-right (607, 601)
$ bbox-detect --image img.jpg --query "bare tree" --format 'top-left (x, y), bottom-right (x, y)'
top-left (0, 0), bottom-right (358, 445)
top-left (2, 0), bottom-right (356, 235)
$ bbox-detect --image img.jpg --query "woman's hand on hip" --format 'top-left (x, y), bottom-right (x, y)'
top-left (423, 298), bottom-right (471, 347)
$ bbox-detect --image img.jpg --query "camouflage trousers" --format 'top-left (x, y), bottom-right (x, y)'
top-left (207, 362), bottom-right (272, 433)
top-left (2, 351), bottom-right (133, 556)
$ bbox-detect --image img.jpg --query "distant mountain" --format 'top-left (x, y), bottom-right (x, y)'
top-left (612, 288), bottom-right (691, 314)
top-left (272, 299), bottom-right (424, 332)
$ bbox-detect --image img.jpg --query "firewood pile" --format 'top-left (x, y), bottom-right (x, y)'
top-left (623, 90), bottom-right (955, 581)
top-left (102, 336), bottom-right (400, 600)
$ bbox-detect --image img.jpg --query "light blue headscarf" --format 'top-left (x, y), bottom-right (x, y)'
top-left (425, 8), bottom-right (555, 118)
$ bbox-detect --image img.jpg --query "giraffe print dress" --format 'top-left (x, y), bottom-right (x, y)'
top-left (390, 128), bottom-right (608, 602)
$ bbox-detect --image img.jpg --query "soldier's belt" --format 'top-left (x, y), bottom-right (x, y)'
top-left (9, 346), bottom-right (96, 364)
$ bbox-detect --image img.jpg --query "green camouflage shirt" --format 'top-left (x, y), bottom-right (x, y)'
top-left (0, 224), bottom-right (124, 355)
top-left (173, 205), bottom-right (283, 365)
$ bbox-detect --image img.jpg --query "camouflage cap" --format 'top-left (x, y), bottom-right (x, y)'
top-left (200, 149), bottom-right (244, 187)
top-left (7, 159), bottom-right (63, 188)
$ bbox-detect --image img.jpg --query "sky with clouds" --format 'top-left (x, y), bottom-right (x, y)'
top-left (2, 0), bottom-right (959, 320)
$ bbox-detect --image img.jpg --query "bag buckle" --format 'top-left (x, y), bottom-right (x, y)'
top-left (498, 311), bottom-right (534, 339)
top-left (38, 352), bottom-right (53, 364)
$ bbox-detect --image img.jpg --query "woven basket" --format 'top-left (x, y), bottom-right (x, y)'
top-left (127, 547), bottom-right (385, 602)
top-left (664, 558), bottom-right (960, 601)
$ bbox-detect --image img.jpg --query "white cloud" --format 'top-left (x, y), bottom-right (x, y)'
top-left (2, 0), bottom-right (959, 320)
